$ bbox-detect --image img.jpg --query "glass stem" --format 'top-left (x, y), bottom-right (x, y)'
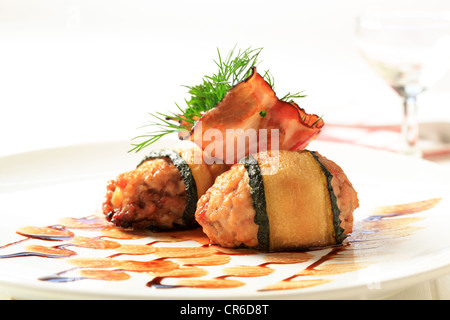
top-left (401, 94), bottom-right (421, 156)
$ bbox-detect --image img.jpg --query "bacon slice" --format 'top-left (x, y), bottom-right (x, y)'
top-left (179, 67), bottom-right (324, 164)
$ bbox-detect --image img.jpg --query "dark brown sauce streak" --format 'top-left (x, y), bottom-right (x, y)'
top-left (16, 225), bottom-right (74, 241)
top-left (0, 224), bottom-right (74, 250)
top-left (265, 197), bottom-right (443, 289)
top-left (364, 198), bottom-right (442, 221)
top-left (0, 238), bottom-right (29, 250)
top-left (146, 277), bottom-right (184, 289)
top-left (0, 216), bottom-right (111, 282)
top-left (284, 246), bottom-right (346, 282)
top-left (0, 215), bottom-right (106, 255)
top-left (38, 267), bottom-right (84, 283)
top-left (38, 275), bottom-right (85, 283)
top-left (0, 245), bottom-right (77, 259)
top-left (0, 225), bottom-right (75, 259)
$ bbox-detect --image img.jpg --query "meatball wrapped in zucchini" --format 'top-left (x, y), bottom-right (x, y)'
top-left (195, 150), bottom-right (359, 251)
top-left (103, 147), bottom-right (229, 230)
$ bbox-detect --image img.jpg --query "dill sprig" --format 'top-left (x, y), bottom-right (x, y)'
top-left (280, 91), bottom-right (307, 102)
top-left (130, 46), bottom-right (306, 153)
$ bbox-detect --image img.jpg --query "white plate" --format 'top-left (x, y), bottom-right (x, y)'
top-left (0, 138), bottom-right (449, 300)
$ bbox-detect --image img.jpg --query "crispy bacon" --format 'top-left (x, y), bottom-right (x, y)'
top-left (179, 67), bottom-right (324, 164)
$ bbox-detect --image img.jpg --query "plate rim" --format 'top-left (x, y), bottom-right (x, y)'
top-left (0, 139), bottom-right (449, 300)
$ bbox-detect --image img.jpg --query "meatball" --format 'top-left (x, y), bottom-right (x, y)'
top-left (195, 151), bottom-right (358, 250)
top-left (195, 164), bottom-right (259, 248)
top-left (103, 157), bottom-right (187, 229)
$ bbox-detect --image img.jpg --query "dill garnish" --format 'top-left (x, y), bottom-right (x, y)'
top-left (130, 46), bottom-right (306, 153)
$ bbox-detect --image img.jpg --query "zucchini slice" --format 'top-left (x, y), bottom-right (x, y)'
top-left (241, 150), bottom-right (345, 251)
top-left (138, 149), bottom-right (198, 229)
top-left (310, 151), bottom-right (346, 244)
top-left (239, 155), bottom-right (270, 251)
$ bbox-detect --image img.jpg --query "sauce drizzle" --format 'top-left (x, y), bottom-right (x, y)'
top-left (0, 198), bottom-right (442, 292)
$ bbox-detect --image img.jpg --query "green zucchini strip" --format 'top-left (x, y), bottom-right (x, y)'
top-left (310, 151), bottom-right (346, 244)
top-left (138, 149), bottom-right (198, 229)
top-left (239, 155), bottom-right (270, 251)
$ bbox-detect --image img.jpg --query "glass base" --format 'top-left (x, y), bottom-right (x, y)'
top-left (399, 144), bottom-right (422, 157)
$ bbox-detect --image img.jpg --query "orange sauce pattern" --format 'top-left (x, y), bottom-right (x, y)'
top-left (0, 198), bottom-right (442, 292)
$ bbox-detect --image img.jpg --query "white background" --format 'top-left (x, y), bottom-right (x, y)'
top-left (1, 0), bottom-right (450, 156)
top-left (1, 0), bottom-right (450, 300)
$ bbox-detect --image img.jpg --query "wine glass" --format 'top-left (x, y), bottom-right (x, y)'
top-left (355, 11), bottom-right (450, 156)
